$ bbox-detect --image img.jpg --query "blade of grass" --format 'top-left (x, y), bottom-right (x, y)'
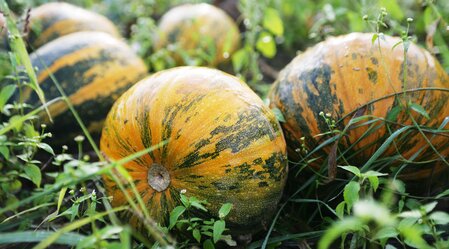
top-left (32, 206), bottom-right (126, 249)
top-left (0, 231), bottom-right (85, 246)
top-left (0, 1), bottom-right (49, 118)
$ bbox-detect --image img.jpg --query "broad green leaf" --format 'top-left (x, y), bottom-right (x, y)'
top-left (218, 203), bottom-right (232, 219)
top-left (338, 166), bottom-right (360, 177)
top-left (256, 32), bottom-right (276, 58)
top-left (169, 206), bottom-right (186, 229)
top-left (409, 103), bottom-right (430, 119)
top-left (203, 239), bottom-right (215, 249)
top-left (0, 85), bottom-right (16, 110)
top-left (213, 220), bottom-right (226, 243)
top-left (263, 8), bottom-right (284, 36)
top-left (24, 164), bottom-right (42, 188)
top-left (192, 228), bottom-right (201, 243)
top-left (0, 146), bottom-right (9, 160)
top-left (422, 201), bottom-right (438, 214)
top-left (429, 211), bottom-right (449, 225)
top-left (374, 226), bottom-right (399, 240)
top-left (37, 143), bottom-right (55, 155)
top-left (343, 181), bottom-right (360, 211)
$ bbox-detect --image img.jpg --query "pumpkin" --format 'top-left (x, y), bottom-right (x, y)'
top-left (269, 33), bottom-right (449, 180)
top-left (27, 31), bottom-right (147, 148)
top-left (28, 2), bottom-right (120, 49)
top-left (154, 3), bottom-right (240, 66)
top-left (100, 66), bottom-right (287, 233)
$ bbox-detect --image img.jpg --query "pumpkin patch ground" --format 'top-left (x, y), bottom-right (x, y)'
top-left (1, 1), bottom-right (449, 249)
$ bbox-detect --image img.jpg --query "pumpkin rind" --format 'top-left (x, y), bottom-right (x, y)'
top-left (100, 66), bottom-right (287, 233)
top-left (28, 2), bottom-right (120, 48)
top-left (269, 33), bottom-right (449, 180)
top-left (154, 3), bottom-right (240, 66)
top-left (28, 31), bottom-right (147, 148)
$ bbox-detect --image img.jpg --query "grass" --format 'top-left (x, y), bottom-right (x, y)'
top-left (1, 0), bottom-right (449, 248)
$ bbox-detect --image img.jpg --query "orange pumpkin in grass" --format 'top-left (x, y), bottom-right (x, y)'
top-left (28, 2), bottom-right (120, 48)
top-left (269, 33), bottom-right (449, 180)
top-left (154, 3), bottom-right (240, 66)
top-left (100, 67), bottom-right (287, 233)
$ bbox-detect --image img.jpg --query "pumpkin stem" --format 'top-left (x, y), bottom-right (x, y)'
top-left (147, 163), bottom-right (170, 192)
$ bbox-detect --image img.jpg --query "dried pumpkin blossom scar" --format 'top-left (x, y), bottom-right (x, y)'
top-left (148, 163), bottom-right (170, 192)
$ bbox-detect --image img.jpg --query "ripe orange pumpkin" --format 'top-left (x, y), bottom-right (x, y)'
top-left (27, 31), bottom-right (147, 148)
top-left (154, 3), bottom-right (240, 66)
top-left (100, 67), bottom-right (287, 232)
top-left (28, 2), bottom-right (120, 48)
top-left (269, 33), bottom-right (449, 180)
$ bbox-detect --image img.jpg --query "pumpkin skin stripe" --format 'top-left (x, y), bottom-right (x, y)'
top-left (26, 31), bottom-right (147, 148)
top-left (101, 67), bottom-right (287, 233)
top-left (269, 33), bottom-right (449, 180)
top-left (29, 2), bottom-right (120, 48)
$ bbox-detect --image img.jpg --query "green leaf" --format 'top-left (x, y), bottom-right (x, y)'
top-left (203, 239), bottom-right (215, 249)
top-left (343, 181), bottom-right (360, 211)
top-left (37, 143), bottom-right (55, 155)
top-left (218, 203), bottom-right (232, 219)
top-left (192, 228), bottom-right (201, 243)
top-left (422, 201), bottom-right (438, 214)
top-left (374, 226), bottom-right (399, 240)
top-left (436, 189), bottom-right (449, 199)
top-left (263, 8), bottom-right (284, 36)
top-left (169, 206), bottom-right (186, 229)
top-left (335, 202), bottom-right (345, 219)
top-left (213, 220), bottom-right (226, 243)
top-left (399, 225), bottom-right (432, 249)
top-left (271, 107), bottom-right (285, 122)
top-left (0, 146), bottom-right (9, 160)
top-left (371, 33), bottom-right (379, 44)
top-left (367, 176), bottom-right (379, 192)
top-left (24, 164), bottom-right (42, 188)
top-left (231, 48), bottom-right (249, 72)
top-left (429, 211), bottom-right (449, 225)
top-left (338, 166), bottom-right (361, 177)
top-left (409, 103), bottom-right (430, 119)
top-left (0, 85), bottom-right (16, 110)
top-left (190, 199), bottom-right (208, 212)
top-left (386, 105), bottom-right (402, 122)
top-left (318, 218), bottom-right (363, 249)
top-left (256, 32), bottom-right (276, 58)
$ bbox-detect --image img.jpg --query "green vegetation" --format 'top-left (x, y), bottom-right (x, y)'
top-left (1, 0), bottom-right (449, 248)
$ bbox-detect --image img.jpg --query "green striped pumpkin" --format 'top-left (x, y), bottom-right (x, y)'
top-left (269, 33), bottom-right (449, 180)
top-left (27, 31), bottom-right (147, 148)
top-left (100, 66), bottom-right (287, 233)
top-left (28, 2), bottom-right (120, 49)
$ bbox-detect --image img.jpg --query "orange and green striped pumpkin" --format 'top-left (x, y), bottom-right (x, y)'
top-left (154, 3), bottom-right (240, 66)
top-left (28, 2), bottom-right (120, 49)
top-left (27, 31), bottom-right (147, 148)
top-left (269, 33), bottom-right (449, 180)
top-left (100, 66), bottom-right (287, 233)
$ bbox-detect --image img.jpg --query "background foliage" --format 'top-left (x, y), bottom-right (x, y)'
top-left (1, 0), bottom-right (449, 248)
